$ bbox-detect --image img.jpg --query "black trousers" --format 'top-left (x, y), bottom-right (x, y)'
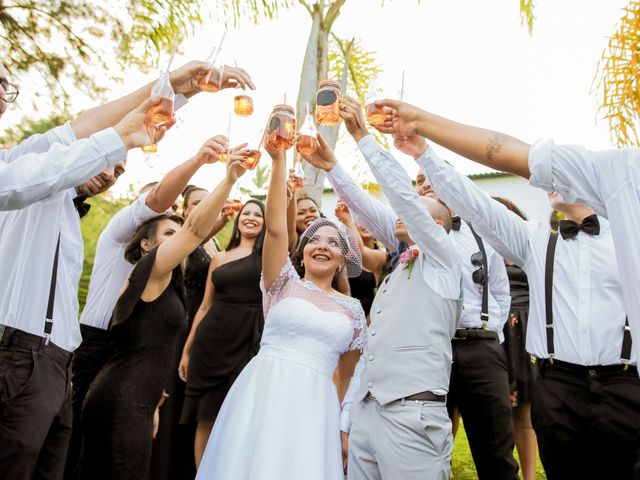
top-left (447, 337), bottom-right (519, 480)
top-left (64, 325), bottom-right (114, 480)
top-left (531, 360), bottom-right (640, 480)
top-left (0, 327), bottom-right (73, 480)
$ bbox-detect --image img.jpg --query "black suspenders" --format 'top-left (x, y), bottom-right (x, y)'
top-left (544, 232), bottom-right (632, 367)
top-left (468, 223), bottom-right (489, 328)
top-left (44, 233), bottom-right (61, 345)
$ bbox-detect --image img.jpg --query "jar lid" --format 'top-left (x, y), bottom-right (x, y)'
top-left (272, 104), bottom-right (295, 114)
top-left (319, 79), bottom-right (340, 89)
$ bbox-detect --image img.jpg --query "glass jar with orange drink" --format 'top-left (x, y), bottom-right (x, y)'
top-left (315, 80), bottom-right (341, 126)
top-left (265, 105), bottom-right (296, 151)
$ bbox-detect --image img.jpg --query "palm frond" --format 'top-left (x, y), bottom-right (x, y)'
top-left (594, 1), bottom-right (640, 146)
top-left (519, 0), bottom-right (536, 35)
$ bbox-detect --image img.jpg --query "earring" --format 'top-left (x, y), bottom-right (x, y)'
top-left (300, 259), bottom-right (304, 267)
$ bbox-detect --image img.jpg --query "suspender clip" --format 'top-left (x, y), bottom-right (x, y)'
top-left (548, 353), bottom-right (554, 364)
top-left (621, 359), bottom-right (630, 371)
top-left (480, 313), bottom-right (489, 329)
top-left (44, 319), bottom-right (53, 346)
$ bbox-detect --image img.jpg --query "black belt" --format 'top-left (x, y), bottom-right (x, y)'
top-left (0, 326), bottom-right (72, 362)
top-left (540, 358), bottom-right (637, 376)
top-left (452, 328), bottom-right (498, 341)
top-left (404, 391), bottom-right (446, 402)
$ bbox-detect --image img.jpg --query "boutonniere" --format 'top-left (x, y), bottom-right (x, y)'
top-left (398, 248), bottom-right (420, 279)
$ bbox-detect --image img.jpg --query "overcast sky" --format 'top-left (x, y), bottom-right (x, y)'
top-left (2, 0), bottom-right (631, 197)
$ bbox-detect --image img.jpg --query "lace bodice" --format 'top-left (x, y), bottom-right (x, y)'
top-left (260, 259), bottom-right (367, 363)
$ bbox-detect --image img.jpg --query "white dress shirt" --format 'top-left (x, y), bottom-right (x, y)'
top-left (0, 128), bottom-right (127, 352)
top-left (0, 123), bottom-right (125, 210)
top-left (330, 135), bottom-right (463, 433)
top-left (79, 191), bottom-right (163, 330)
top-left (327, 136), bottom-right (461, 300)
top-left (419, 146), bottom-right (634, 366)
top-left (449, 221), bottom-right (511, 341)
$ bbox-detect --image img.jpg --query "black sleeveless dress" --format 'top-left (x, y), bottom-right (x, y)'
top-left (80, 248), bottom-right (186, 480)
top-left (181, 250), bottom-right (264, 424)
top-left (501, 264), bottom-right (537, 406)
top-left (348, 270), bottom-right (377, 317)
top-left (150, 246), bottom-right (210, 480)
top-left (183, 245), bottom-right (212, 323)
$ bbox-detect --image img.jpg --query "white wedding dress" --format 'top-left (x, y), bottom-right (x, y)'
top-left (196, 259), bottom-right (366, 480)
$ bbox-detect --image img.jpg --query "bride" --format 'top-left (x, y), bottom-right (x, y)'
top-left (195, 136), bottom-right (366, 479)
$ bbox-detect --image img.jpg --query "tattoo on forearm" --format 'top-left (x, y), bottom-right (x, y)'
top-left (486, 134), bottom-right (508, 161)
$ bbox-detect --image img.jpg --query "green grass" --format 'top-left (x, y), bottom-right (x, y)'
top-left (452, 421), bottom-right (547, 479)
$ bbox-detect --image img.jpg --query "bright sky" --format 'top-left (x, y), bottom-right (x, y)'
top-left (2, 0), bottom-right (631, 198)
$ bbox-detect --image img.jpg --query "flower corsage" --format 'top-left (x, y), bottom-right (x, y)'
top-left (398, 248), bottom-right (420, 279)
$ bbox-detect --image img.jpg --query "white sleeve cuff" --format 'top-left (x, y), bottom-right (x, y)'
top-left (528, 139), bottom-right (555, 192)
top-left (339, 405), bottom-right (352, 434)
top-left (92, 128), bottom-right (127, 167)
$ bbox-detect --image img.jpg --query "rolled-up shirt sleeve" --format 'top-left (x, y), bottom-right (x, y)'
top-left (0, 128), bottom-right (126, 211)
top-left (527, 139), bottom-right (625, 218)
top-left (102, 190), bottom-right (165, 245)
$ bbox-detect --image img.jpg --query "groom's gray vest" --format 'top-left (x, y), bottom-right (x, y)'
top-left (359, 254), bottom-right (462, 405)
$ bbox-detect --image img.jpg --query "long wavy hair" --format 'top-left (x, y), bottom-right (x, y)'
top-left (225, 199), bottom-right (266, 255)
top-left (124, 214), bottom-right (184, 264)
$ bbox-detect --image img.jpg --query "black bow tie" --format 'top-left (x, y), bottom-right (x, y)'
top-left (451, 216), bottom-right (461, 231)
top-left (559, 214), bottom-right (600, 240)
top-left (73, 195), bottom-right (92, 219)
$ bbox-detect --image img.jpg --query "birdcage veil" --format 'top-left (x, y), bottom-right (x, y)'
top-left (296, 218), bottom-right (363, 278)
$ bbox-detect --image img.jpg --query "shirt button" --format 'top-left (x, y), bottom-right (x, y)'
top-left (368, 354), bottom-right (375, 361)
top-left (376, 308), bottom-right (382, 314)
top-left (382, 288), bottom-right (387, 293)
top-left (367, 382), bottom-right (373, 388)
top-left (370, 329), bottom-right (376, 336)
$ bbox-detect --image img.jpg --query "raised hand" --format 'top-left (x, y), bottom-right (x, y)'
top-left (372, 99), bottom-right (425, 138)
top-left (220, 64), bottom-right (256, 91)
top-left (298, 133), bottom-right (337, 172)
top-left (114, 97), bottom-right (175, 150)
top-left (169, 61), bottom-right (212, 96)
top-left (393, 134), bottom-right (429, 159)
top-left (339, 95), bottom-right (369, 142)
top-left (334, 200), bottom-right (352, 224)
top-left (225, 152), bottom-right (248, 183)
top-left (193, 135), bottom-right (228, 164)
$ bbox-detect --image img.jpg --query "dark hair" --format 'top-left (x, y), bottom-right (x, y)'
top-left (225, 199), bottom-right (266, 254)
top-left (492, 196), bottom-right (528, 221)
top-left (295, 195), bottom-right (324, 233)
top-left (182, 185), bottom-right (208, 211)
top-left (296, 195), bottom-right (319, 208)
top-left (124, 214), bottom-right (184, 264)
top-left (290, 220), bottom-right (347, 286)
top-left (140, 181), bottom-right (158, 195)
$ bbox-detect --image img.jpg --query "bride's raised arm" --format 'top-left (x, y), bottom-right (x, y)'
top-left (262, 139), bottom-right (289, 291)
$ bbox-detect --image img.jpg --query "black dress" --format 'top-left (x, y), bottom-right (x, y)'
top-left (80, 248), bottom-right (186, 480)
top-left (181, 250), bottom-right (264, 424)
top-left (348, 270), bottom-right (377, 317)
top-left (183, 245), bottom-right (212, 323)
top-left (501, 264), bottom-right (537, 406)
top-left (150, 246), bottom-right (210, 480)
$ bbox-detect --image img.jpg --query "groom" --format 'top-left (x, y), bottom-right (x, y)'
top-left (300, 95), bottom-right (463, 479)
